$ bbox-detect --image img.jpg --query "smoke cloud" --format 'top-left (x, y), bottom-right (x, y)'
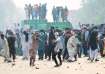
top-left (0, 0), bottom-right (24, 31)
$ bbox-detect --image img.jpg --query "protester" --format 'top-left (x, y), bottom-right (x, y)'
top-left (29, 32), bottom-right (39, 66)
top-left (76, 31), bottom-right (82, 58)
top-left (102, 38), bottom-right (105, 56)
top-left (67, 30), bottom-right (80, 62)
top-left (7, 30), bottom-right (16, 65)
top-left (21, 30), bottom-right (30, 60)
top-left (0, 33), bottom-right (10, 62)
top-left (89, 27), bottom-right (99, 62)
top-left (28, 4), bottom-right (32, 19)
top-left (99, 33), bottom-right (105, 57)
top-left (48, 27), bottom-right (56, 61)
top-left (0, 31), bottom-right (3, 51)
top-left (38, 30), bottom-right (47, 60)
top-left (63, 29), bottom-right (70, 60)
top-left (52, 31), bottom-right (63, 67)
top-left (81, 28), bottom-right (89, 57)
top-left (24, 4), bottom-right (30, 20)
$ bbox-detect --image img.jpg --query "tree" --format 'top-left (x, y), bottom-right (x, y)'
top-left (75, 0), bottom-right (105, 25)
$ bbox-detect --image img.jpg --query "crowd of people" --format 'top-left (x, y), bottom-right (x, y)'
top-left (24, 3), bottom-right (47, 20)
top-left (0, 24), bottom-right (105, 67)
top-left (52, 6), bottom-right (69, 22)
top-left (24, 3), bottom-right (69, 22)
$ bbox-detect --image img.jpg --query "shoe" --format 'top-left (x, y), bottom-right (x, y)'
top-left (35, 67), bottom-right (39, 69)
top-left (12, 62), bottom-right (15, 66)
top-left (87, 58), bottom-right (90, 60)
top-left (7, 60), bottom-right (12, 63)
top-left (32, 63), bottom-right (35, 66)
top-left (22, 57), bottom-right (25, 60)
top-left (48, 58), bottom-right (51, 61)
top-left (41, 58), bottom-right (43, 60)
top-left (90, 59), bottom-right (94, 62)
top-left (25, 57), bottom-right (28, 60)
top-left (74, 58), bottom-right (77, 61)
top-left (95, 59), bottom-right (99, 62)
top-left (54, 64), bottom-right (59, 67)
top-left (67, 60), bottom-right (74, 62)
top-left (59, 63), bottom-right (62, 66)
top-left (74, 60), bottom-right (77, 61)
top-left (38, 58), bottom-right (41, 60)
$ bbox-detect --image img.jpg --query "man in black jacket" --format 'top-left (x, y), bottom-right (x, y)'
top-left (89, 27), bottom-right (99, 62)
top-left (7, 31), bottom-right (16, 64)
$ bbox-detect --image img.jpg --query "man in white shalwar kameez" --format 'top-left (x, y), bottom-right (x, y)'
top-left (67, 31), bottom-right (80, 62)
top-left (21, 31), bottom-right (31, 60)
top-left (0, 34), bottom-right (10, 62)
